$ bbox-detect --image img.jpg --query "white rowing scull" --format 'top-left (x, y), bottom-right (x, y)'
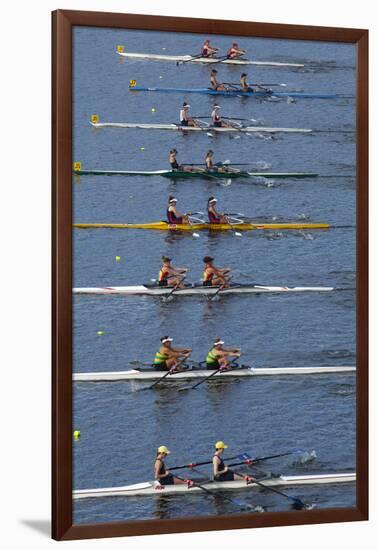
top-left (73, 472), bottom-right (356, 499)
top-left (73, 366), bottom-right (356, 382)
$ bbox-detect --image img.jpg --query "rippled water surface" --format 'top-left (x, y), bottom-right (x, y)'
top-left (72, 26), bottom-right (356, 525)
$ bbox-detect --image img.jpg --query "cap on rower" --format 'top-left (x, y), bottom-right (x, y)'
top-left (208, 196), bottom-right (217, 204)
top-left (241, 73), bottom-right (247, 77)
top-left (162, 256), bottom-right (172, 262)
top-left (161, 336), bottom-right (173, 343)
top-left (203, 256), bottom-right (214, 263)
top-left (158, 445), bottom-right (171, 454)
top-left (182, 102), bottom-right (190, 109)
top-left (215, 441), bottom-right (228, 449)
top-left (168, 196), bottom-right (178, 203)
top-left (213, 338), bottom-right (225, 346)
top-left (213, 103), bottom-right (221, 109)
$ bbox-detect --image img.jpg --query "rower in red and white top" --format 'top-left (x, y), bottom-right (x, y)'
top-left (166, 196), bottom-right (191, 224)
top-left (203, 255), bottom-right (232, 287)
top-left (227, 42), bottom-right (246, 59)
top-left (179, 102), bottom-right (198, 127)
top-left (207, 197), bottom-right (228, 223)
top-left (201, 39), bottom-right (219, 58)
top-left (158, 256), bottom-right (187, 288)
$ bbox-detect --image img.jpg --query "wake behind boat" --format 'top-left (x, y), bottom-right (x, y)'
top-left (116, 46), bottom-right (305, 68)
top-left (74, 472), bottom-right (355, 499)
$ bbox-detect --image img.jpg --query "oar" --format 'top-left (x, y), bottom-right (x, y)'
top-left (162, 275), bottom-right (187, 302)
top-left (169, 452), bottom-right (254, 472)
top-left (232, 470), bottom-right (307, 510)
top-left (178, 366), bottom-right (223, 392)
top-left (167, 449), bottom-right (304, 472)
top-left (206, 55), bottom-right (229, 64)
top-left (172, 474), bottom-right (254, 511)
top-left (224, 216), bottom-right (243, 237)
top-left (176, 53), bottom-right (205, 66)
top-left (142, 368), bottom-right (177, 391)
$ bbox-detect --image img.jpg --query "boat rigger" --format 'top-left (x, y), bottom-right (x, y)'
top-left (73, 366), bottom-right (356, 382)
top-left (73, 472), bottom-right (356, 499)
top-left (73, 221), bottom-right (330, 231)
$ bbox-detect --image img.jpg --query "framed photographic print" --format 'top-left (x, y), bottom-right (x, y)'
top-left (52, 9), bottom-right (368, 541)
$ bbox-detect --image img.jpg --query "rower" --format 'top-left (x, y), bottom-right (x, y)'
top-left (205, 150), bottom-right (228, 173)
top-left (213, 441), bottom-right (250, 482)
top-left (206, 339), bottom-right (241, 370)
top-left (169, 149), bottom-right (193, 173)
top-left (207, 197), bottom-right (228, 223)
top-left (166, 196), bottom-right (191, 224)
top-left (154, 446), bottom-right (192, 486)
top-left (203, 255), bottom-right (231, 287)
top-left (211, 104), bottom-right (230, 128)
top-left (210, 70), bottom-right (227, 92)
top-left (158, 256), bottom-right (187, 288)
top-left (153, 336), bottom-right (192, 371)
top-left (201, 39), bottom-right (219, 58)
top-left (179, 102), bottom-right (198, 127)
top-left (227, 42), bottom-right (246, 59)
top-left (240, 73), bottom-right (254, 92)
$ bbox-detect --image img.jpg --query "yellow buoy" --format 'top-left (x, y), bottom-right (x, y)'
top-left (140, 147), bottom-right (145, 151)
top-left (116, 255), bottom-right (121, 262)
top-left (97, 331), bottom-right (104, 336)
top-left (151, 108), bottom-right (156, 112)
top-left (73, 430), bottom-right (81, 439)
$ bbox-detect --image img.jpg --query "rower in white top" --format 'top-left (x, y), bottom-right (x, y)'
top-left (179, 102), bottom-right (199, 127)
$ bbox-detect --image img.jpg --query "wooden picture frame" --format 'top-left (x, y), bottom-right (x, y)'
top-left (52, 9), bottom-right (368, 541)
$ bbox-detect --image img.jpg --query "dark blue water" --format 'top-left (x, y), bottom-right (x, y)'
top-left (72, 27), bottom-right (356, 525)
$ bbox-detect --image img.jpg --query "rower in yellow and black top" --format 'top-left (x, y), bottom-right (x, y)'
top-left (153, 336), bottom-right (192, 371)
top-left (154, 446), bottom-right (191, 486)
top-left (158, 256), bottom-right (187, 288)
top-left (206, 338), bottom-right (241, 370)
top-left (213, 441), bottom-right (250, 482)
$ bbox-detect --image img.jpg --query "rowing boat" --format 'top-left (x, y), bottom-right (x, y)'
top-left (73, 283), bottom-right (334, 296)
top-left (74, 221), bottom-right (330, 231)
top-left (116, 49), bottom-right (304, 68)
top-left (73, 167), bottom-right (318, 179)
top-left (73, 472), bottom-right (356, 499)
top-left (90, 120), bottom-right (312, 133)
top-left (129, 85), bottom-right (338, 99)
top-left (73, 366), bottom-right (356, 382)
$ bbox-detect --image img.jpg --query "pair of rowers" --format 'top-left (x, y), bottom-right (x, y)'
top-left (210, 69), bottom-right (256, 92)
top-left (179, 102), bottom-right (234, 128)
top-left (154, 336), bottom-right (241, 372)
top-left (201, 39), bottom-right (246, 60)
top-left (167, 196), bottom-right (230, 225)
top-left (158, 255), bottom-right (231, 289)
top-left (169, 148), bottom-right (233, 174)
top-left (155, 441), bottom-right (250, 486)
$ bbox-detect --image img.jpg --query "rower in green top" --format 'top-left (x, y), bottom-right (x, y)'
top-left (206, 338), bottom-right (241, 370)
top-left (153, 336), bottom-right (192, 371)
